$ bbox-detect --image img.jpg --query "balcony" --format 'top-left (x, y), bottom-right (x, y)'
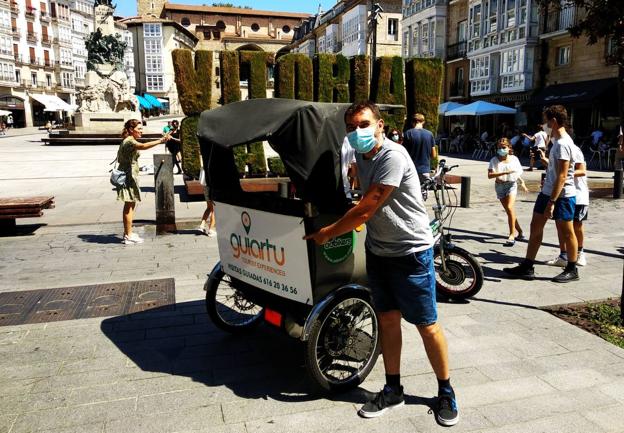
top-left (40, 12), bottom-right (51, 22)
top-left (25, 5), bottom-right (36, 19)
top-left (447, 41), bottom-right (467, 61)
top-left (56, 83), bottom-right (75, 91)
top-left (542, 4), bottom-right (583, 36)
top-left (26, 32), bottom-right (38, 43)
top-left (449, 81), bottom-right (466, 98)
top-left (14, 54), bottom-right (25, 65)
top-left (0, 48), bottom-right (12, 58)
top-left (44, 59), bottom-right (56, 70)
top-left (0, 74), bottom-right (17, 84)
top-left (41, 36), bottom-right (51, 46)
top-left (10, 1), bottom-right (18, 15)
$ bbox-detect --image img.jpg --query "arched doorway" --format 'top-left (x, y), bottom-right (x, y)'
top-left (0, 95), bottom-right (25, 128)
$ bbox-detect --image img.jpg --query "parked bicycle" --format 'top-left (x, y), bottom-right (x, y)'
top-left (422, 160), bottom-right (484, 300)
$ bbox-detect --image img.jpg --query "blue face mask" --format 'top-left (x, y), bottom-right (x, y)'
top-left (347, 126), bottom-right (378, 153)
top-left (497, 148), bottom-right (509, 157)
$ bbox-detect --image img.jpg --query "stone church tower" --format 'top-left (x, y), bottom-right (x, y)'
top-left (137, 0), bottom-right (166, 17)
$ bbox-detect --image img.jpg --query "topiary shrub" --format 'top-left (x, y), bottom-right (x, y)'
top-left (180, 115), bottom-right (201, 179)
top-left (370, 56), bottom-right (406, 133)
top-left (232, 142), bottom-right (266, 176)
top-left (349, 55), bottom-right (369, 102)
top-left (267, 156), bottom-right (286, 176)
top-left (314, 53), bottom-right (350, 102)
top-left (275, 53), bottom-right (313, 100)
top-left (239, 51), bottom-right (275, 100)
top-left (405, 58), bottom-right (444, 135)
top-left (172, 49), bottom-right (212, 116)
top-left (220, 50), bottom-right (241, 104)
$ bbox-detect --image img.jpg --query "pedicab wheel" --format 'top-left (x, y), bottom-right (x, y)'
top-left (433, 246), bottom-right (484, 300)
top-left (305, 294), bottom-right (380, 394)
top-left (205, 263), bottom-right (264, 334)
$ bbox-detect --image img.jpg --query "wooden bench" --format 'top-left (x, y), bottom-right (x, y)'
top-left (0, 196), bottom-right (55, 231)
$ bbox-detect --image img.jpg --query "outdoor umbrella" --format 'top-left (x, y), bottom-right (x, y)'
top-left (444, 100), bottom-right (516, 116)
top-left (438, 102), bottom-right (465, 115)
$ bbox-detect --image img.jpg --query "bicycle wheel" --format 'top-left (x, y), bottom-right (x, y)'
top-left (205, 263), bottom-right (264, 334)
top-left (304, 294), bottom-right (380, 394)
top-left (433, 246), bottom-right (484, 300)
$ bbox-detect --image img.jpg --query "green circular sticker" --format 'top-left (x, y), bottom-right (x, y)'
top-left (321, 231), bottom-right (355, 264)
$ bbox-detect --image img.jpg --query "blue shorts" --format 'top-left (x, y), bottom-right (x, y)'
top-left (366, 247), bottom-right (437, 326)
top-left (534, 193), bottom-right (576, 221)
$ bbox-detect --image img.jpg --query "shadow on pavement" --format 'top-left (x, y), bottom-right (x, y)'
top-left (100, 301), bottom-right (434, 408)
top-left (78, 233), bottom-right (121, 244)
top-left (0, 223), bottom-right (46, 237)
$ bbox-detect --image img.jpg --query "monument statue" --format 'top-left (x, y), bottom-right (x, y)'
top-left (75, 0), bottom-right (140, 128)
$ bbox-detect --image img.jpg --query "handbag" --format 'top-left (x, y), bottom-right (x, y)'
top-left (109, 158), bottom-right (127, 188)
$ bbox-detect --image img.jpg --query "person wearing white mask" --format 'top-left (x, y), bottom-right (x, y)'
top-left (488, 137), bottom-right (528, 246)
top-left (504, 105), bottom-right (579, 283)
top-left (304, 102), bottom-right (458, 427)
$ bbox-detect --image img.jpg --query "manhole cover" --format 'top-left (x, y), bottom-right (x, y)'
top-left (0, 278), bottom-right (175, 326)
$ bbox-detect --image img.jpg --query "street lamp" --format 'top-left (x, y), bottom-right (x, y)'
top-left (369, 2), bottom-right (383, 65)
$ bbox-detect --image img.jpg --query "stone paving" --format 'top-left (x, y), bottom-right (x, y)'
top-left (1, 128), bottom-right (624, 433)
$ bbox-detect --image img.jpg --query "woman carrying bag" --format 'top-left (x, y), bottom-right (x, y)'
top-left (117, 119), bottom-right (170, 245)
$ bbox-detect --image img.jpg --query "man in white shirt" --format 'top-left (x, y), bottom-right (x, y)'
top-left (523, 125), bottom-right (549, 171)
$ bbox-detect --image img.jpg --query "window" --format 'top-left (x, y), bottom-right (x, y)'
top-left (500, 47), bottom-right (525, 91)
top-left (144, 39), bottom-right (161, 54)
top-left (0, 62), bottom-right (15, 82)
top-left (181, 17), bottom-right (190, 27)
top-left (143, 23), bottom-right (162, 37)
top-left (31, 72), bottom-right (37, 86)
top-left (217, 20), bottom-right (226, 29)
top-left (251, 23), bottom-right (259, 32)
top-left (412, 25), bottom-right (419, 55)
top-left (342, 16), bottom-right (360, 44)
top-left (403, 31), bottom-right (409, 56)
top-left (282, 25), bottom-right (290, 33)
top-left (469, 4), bottom-right (481, 39)
top-left (556, 46), bottom-right (570, 66)
top-left (470, 54), bottom-right (491, 94)
top-left (486, 0), bottom-right (497, 33)
top-left (0, 36), bottom-right (11, 55)
top-left (46, 73), bottom-right (51, 87)
top-left (456, 67), bottom-right (464, 84)
top-left (62, 72), bottom-right (73, 88)
top-left (146, 74), bottom-right (164, 91)
top-left (505, 0), bottom-right (516, 28)
top-left (0, 10), bottom-right (10, 29)
top-left (388, 18), bottom-right (398, 36)
top-left (458, 20), bottom-right (467, 42)
top-left (421, 22), bottom-right (429, 53)
top-left (145, 55), bottom-right (162, 73)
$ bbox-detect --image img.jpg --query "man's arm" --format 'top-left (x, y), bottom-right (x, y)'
top-left (545, 159), bottom-right (570, 218)
top-left (574, 162), bottom-right (586, 178)
top-left (303, 183), bottom-right (395, 245)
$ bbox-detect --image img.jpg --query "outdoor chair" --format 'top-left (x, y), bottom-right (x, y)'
top-left (588, 145), bottom-right (604, 170)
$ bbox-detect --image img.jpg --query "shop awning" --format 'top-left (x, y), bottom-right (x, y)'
top-left (157, 97), bottom-right (169, 105)
top-left (143, 93), bottom-right (162, 109)
top-left (136, 95), bottom-right (153, 110)
top-left (30, 94), bottom-right (74, 112)
top-left (525, 78), bottom-right (617, 107)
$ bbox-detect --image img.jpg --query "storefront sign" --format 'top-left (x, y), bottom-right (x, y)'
top-left (215, 202), bottom-right (313, 305)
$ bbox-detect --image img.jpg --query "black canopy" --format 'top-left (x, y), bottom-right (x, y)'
top-left (198, 99), bottom-right (351, 211)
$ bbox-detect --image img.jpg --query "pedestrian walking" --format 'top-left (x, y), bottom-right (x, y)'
top-left (117, 119), bottom-right (169, 245)
top-left (304, 102), bottom-right (458, 426)
top-left (503, 105), bottom-right (579, 282)
top-left (402, 113), bottom-right (438, 183)
top-left (545, 142), bottom-right (589, 267)
top-left (6, 114), bottom-right (13, 129)
top-left (166, 120), bottom-right (183, 175)
top-left (388, 128), bottom-right (402, 144)
top-left (488, 137), bottom-right (527, 246)
top-left (523, 124), bottom-right (549, 171)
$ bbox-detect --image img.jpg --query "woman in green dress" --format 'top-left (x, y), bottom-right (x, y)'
top-left (117, 119), bottom-right (170, 244)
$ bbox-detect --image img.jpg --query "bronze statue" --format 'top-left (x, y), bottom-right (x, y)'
top-left (85, 28), bottom-right (127, 73)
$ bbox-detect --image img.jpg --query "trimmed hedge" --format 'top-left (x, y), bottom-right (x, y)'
top-left (349, 55), bottom-right (369, 102)
top-left (405, 58), bottom-right (444, 135)
top-left (239, 51), bottom-right (275, 100)
top-left (267, 156), bottom-right (286, 176)
top-left (220, 51), bottom-right (241, 104)
top-left (370, 56), bottom-right (406, 133)
top-left (275, 53), bottom-right (313, 100)
top-left (233, 142), bottom-right (266, 175)
top-left (172, 50), bottom-right (212, 116)
top-left (180, 115), bottom-right (201, 179)
top-left (314, 54), bottom-right (350, 102)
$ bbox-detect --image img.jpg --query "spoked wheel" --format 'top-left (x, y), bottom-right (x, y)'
top-left (305, 294), bottom-right (380, 394)
top-left (205, 263), bottom-right (264, 334)
top-left (434, 246), bottom-right (484, 300)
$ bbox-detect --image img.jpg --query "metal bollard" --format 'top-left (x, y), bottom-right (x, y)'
top-left (614, 169), bottom-right (623, 199)
top-left (278, 181), bottom-right (289, 198)
top-left (460, 176), bottom-right (471, 208)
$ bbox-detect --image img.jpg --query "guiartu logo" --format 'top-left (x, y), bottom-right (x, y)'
top-left (230, 211), bottom-right (286, 265)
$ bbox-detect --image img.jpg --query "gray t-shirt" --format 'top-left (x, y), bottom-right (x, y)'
top-left (542, 134), bottom-right (576, 198)
top-left (356, 139), bottom-right (434, 257)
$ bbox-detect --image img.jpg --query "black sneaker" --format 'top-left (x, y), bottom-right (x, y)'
top-left (502, 264), bottom-right (535, 280)
top-left (552, 268), bottom-right (579, 283)
top-left (436, 394), bottom-right (459, 426)
top-left (358, 385), bottom-right (405, 418)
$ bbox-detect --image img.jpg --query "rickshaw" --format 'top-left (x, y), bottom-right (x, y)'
top-left (198, 99), bottom-right (482, 394)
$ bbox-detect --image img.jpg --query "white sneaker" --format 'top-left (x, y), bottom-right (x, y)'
top-left (122, 233), bottom-right (143, 244)
top-left (545, 255), bottom-right (567, 267)
top-left (207, 229), bottom-right (216, 237)
top-left (576, 252), bottom-right (587, 266)
top-left (197, 225), bottom-right (206, 235)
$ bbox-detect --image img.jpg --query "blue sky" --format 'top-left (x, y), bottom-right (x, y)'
top-left (115, 1), bottom-right (337, 17)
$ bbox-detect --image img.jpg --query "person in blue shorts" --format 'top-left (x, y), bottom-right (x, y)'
top-left (304, 102), bottom-right (458, 427)
top-left (504, 105), bottom-right (579, 282)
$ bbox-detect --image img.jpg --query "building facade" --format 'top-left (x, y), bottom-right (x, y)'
top-left (444, 0), bottom-right (469, 101)
top-left (289, 0), bottom-right (403, 61)
top-left (120, 17), bottom-right (198, 114)
top-left (0, 0), bottom-right (136, 127)
top-left (402, 0), bottom-right (447, 59)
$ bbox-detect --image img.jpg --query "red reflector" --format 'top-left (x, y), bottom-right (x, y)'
top-left (264, 308), bottom-right (282, 327)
